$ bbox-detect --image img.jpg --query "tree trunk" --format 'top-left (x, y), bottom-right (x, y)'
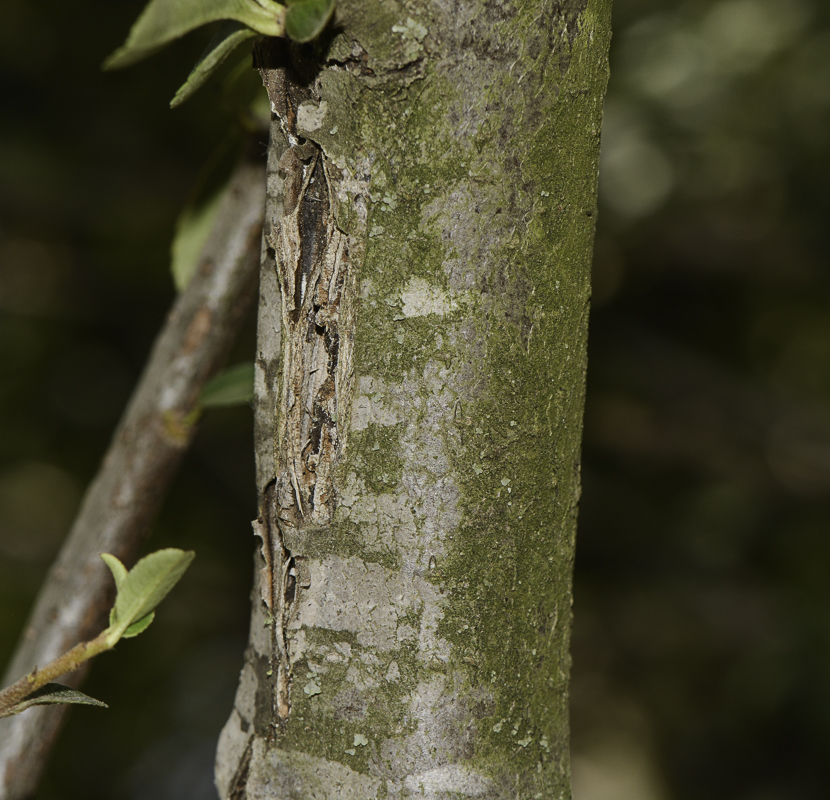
top-left (215, 0), bottom-right (611, 796)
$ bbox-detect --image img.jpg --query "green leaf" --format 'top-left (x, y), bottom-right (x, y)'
top-left (108, 607), bottom-right (155, 634)
top-left (102, 552), bottom-right (133, 632)
top-left (107, 549), bottom-right (194, 645)
top-left (219, 53), bottom-right (272, 124)
top-left (284, 0), bottom-right (336, 43)
top-left (101, 553), bottom-right (128, 592)
top-left (121, 612), bottom-right (155, 638)
top-left (199, 362), bottom-right (255, 407)
top-left (2, 684), bottom-right (107, 717)
top-left (171, 188), bottom-right (225, 291)
top-left (171, 129), bottom-right (250, 290)
top-left (104, 0), bottom-right (284, 70)
top-left (171, 22), bottom-right (258, 109)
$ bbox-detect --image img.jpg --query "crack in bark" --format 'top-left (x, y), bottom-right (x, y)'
top-left (271, 490), bottom-right (295, 726)
top-left (271, 141), bottom-right (349, 528)
top-left (227, 738), bottom-right (254, 800)
top-left (252, 484), bottom-right (293, 730)
top-left (325, 42), bottom-right (376, 76)
top-left (254, 43), bottom-right (357, 737)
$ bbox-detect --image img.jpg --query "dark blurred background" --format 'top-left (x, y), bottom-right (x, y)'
top-left (1, 0), bottom-right (829, 798)
top-left (571, 0), bottom-right (830, 798)
top-left (0, 2), bottom-right (258, 797)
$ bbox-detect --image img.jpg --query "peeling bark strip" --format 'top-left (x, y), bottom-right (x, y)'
top-left (217, 0), bottom-right (611, 796)
top-left (252, 43), bottom-right (361, 731)
top-left (270, 143), bottom-right (351, 526)
top-left (260, 47), bottom-right (357, 531)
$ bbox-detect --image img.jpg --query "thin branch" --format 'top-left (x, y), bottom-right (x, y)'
top-left (0, 142), bottom-right (266, 800)
top-left (0, 632), bottom-right (110, 719)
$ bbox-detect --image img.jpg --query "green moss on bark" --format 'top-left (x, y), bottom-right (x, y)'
top-left (223, 0), bottom-right (612, 794)
top-left (436, 3), bottom-right (612, 783)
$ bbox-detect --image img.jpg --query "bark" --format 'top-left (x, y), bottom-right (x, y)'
top-left (216, 0), bottom-right (611, 796)
top-left (0, 147), bottom-right (265, 800)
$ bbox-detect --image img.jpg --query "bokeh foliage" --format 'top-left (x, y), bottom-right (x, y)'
top-left (0, 1), bottom-right (259, 797)
top-left (1, 0), bottom-right (829, 798)
top-left (573, 0), bottom-right (830, 798)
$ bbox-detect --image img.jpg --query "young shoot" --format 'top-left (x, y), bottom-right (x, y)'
top-left (0, 548), bottom-right (194, 719)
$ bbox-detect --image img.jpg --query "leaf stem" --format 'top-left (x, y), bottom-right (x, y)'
top-left (0, 629), bottom-right (111, 718)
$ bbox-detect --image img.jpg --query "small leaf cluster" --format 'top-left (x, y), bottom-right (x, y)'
top-left (101, 549), bottom-right (194, 647)
top-left (105, 0), bottom-right (337, 107)
top-left (0, 549), bottom-right (194, 718)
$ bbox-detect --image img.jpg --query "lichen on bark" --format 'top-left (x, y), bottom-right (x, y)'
top-left (215, 0), bottom-right (611, 796)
